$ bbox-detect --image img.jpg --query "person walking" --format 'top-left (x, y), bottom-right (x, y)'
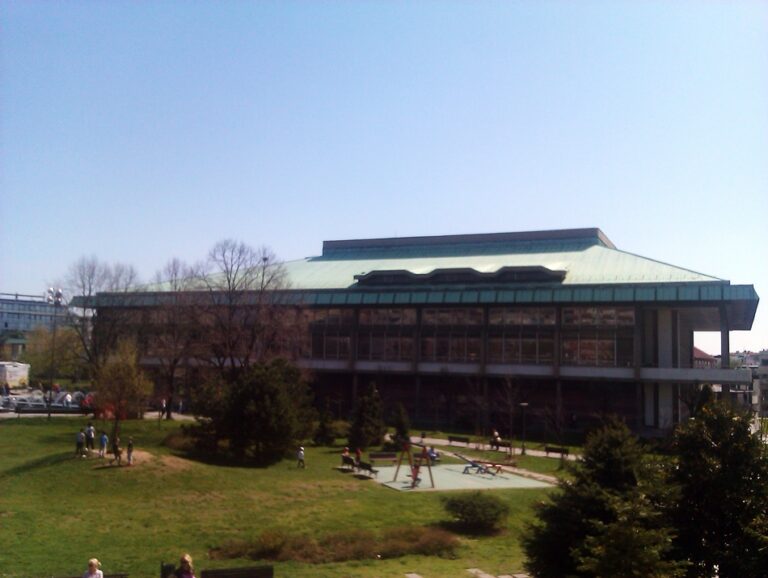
top-left (99, 431), bottom-right (108, 458)
top-left (110, 436), bottom-right (122, 466)
top-left (126, 437), bottom-right (134, 466)
top-left (296, 446), bottom-right (305, 468)
top-left (75, 429), bottom-right (86, 457)
top-left (85, 422), bottom-right (96, 453)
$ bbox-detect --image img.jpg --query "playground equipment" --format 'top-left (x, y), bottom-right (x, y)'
top-left (392, 442), bottom-right (435, 489)
top-left (456, 453), bottom-right (504, 476)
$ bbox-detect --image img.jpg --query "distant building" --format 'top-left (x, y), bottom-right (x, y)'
top-left (0, 292), bottom-right (67, 360)
top-left (693, 347), bottom-right (718, 369)
top-left (75, 228), bottom-right (760, 434)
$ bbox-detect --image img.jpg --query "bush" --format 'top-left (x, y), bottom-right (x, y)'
top-left (442, 492), bottom-right (510, 533)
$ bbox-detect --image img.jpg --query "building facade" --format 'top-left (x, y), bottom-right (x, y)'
top-left (0, 293), bottom-right (67, 360)
top-left (82, 228), bottom-right (759, 435)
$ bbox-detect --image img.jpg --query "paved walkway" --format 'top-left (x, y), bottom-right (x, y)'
top-left (411, 434), bottom-right (579, 461)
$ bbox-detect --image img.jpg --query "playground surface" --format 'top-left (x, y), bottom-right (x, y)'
top-left (376, 464), bottom-right (553, 492)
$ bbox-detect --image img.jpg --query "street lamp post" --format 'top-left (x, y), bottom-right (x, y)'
top-left (519, 402), bottom-right (529, 455)
top-left (46, 288), bottom-right (63, 419)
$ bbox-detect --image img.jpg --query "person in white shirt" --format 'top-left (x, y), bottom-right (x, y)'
top-left (83, 558), bottom-right (103, 578)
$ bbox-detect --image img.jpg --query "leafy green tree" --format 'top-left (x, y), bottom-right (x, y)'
top-left (193, 359), bottom-right (313, 464)
top-left (20, 326), bottom-right (88, 383)
top-left (667, 398), bottom-right (768, 578)
top-left (524, 417), bottom-right (683, 578)
top-left (348, 382), bottom-right (385, 450)
top-left (95, 339), bottom-right (153, 438)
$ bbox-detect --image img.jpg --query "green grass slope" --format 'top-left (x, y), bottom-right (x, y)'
top-left (0, 419), bottom-right (553, 578)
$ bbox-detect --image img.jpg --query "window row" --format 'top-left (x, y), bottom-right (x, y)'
top-left (306, 306), bottom-right (636, 328)
top-left (307, 332), bottom-right (635, 367)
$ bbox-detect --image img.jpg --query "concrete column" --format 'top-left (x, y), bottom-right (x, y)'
top-left (720, 305), bottom-right (730, 369)
top-left (720, 304), bottom-right (731, 400)
top-left (657, 309), bottom-right (673, 368)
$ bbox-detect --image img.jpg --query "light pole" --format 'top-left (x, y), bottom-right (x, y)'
top-left (520, 402), bottom-right (529, 455)
top-left (46, 288), bottom-right (63, 419)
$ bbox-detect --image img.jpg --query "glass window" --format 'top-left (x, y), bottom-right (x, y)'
top-left (436, 337), bottom-right (450, 361)
top-left (422, 309), bottom-right (437, 326)
top-left (450, 335), bottom-right (466, 361)
top-left (562, 308), bottom-right (577, 325)
top-left (467, 337), bottom-right (481, 362)
top-left (400, 337), bottom-right (414, 360)
top-left (312, 333), bottom-right (324, 358)
top-left (579, 337), bottom-right (598, 365)
top-left (597, 337), bottom-right (615, 366)
top-left (521, 332), bottom-right (537, 363)
top-left (579, 308), bottom-right (597, 326)
top-left (540, 308), bottom-right (556, 325)
top-left (466, 308), bottom-right (483, 325)
top-left (598, 308), bottom-right (616, 326)
top-left (385, 335), bottom-right (400, 360)
top-left (421, 337), bottom-right (436, 361)
top-left (538, 335), bottom-right (554, 363)
top-left (505, 334), bottom-right (521, 363)
top-left (489, 309), bottom-right (504, 325)
top-left (371, 335), bottom-right (385, 360)
top-left (520, 309), bottom-right (539, 325)
top-left (488, 337), bottom-right (503, 362)
top-left (358, 334), bottom-right (371, 359)
top-left (617, 335), bottom-right (634, 367)
top-left (617, 308), bottom-right (635, 326)
top-left (561, 336), bottom-right (578, 363)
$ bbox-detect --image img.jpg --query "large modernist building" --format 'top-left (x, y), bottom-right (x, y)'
top-left (83, 228), bottom-right (759, 434)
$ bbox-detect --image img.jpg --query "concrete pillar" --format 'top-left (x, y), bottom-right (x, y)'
top-left (657, 309), bottom-right (673, 368)
top-left (720, 304), bottom-right (731, 401)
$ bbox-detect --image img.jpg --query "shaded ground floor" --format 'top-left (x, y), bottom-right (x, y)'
top-left (311, 371), bottom-right (697, 438)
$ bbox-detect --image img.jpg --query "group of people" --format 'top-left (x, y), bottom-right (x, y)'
top-left (83, 554), bottom-right (196, 578)
top-left (74, 423), bottom-right (134, 466)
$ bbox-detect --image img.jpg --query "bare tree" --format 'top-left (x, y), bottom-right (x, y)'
top-left (146, 258), bottom-right (198, 419)
top-left (193, 240), bottom-right (298, 381)
top-left (64, 256), bottom-right (140, 379)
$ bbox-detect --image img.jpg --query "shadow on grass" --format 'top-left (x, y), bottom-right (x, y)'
top-left (0, 452), bottom-right (74, 478)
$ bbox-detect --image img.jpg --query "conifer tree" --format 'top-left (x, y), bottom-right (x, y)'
top-left (524, 417), bottom-right (683, 578)
top-left (348, 382), bottom-right (385, 450)
top-left (392, 403), bottom-right (411, 448)
top-left (668, 397), bottom-right (768, 578)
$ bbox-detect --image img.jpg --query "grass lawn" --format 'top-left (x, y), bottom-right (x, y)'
top-left (0, 418), bottom-right (556, 578)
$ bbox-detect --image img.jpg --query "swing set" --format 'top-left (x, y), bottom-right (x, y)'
top-left (392, 441), bottom-right (436, 489)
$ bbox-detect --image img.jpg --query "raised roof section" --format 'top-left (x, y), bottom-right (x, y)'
top-left (320, 228), bottom-right (615, 260)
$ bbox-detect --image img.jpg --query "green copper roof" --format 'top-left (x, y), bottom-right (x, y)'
top-left (282, 231), bottom-right (721, 290)
top-left (75, 229), bottom-right (758, 329)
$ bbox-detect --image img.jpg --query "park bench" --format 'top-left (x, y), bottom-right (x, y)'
top-left (200, 566), bottom-right (274, 578)
top-left (544, 445), bottom-right (570, 457)
top-left (356, 461), bottom-right (379, 478)
top-left (162, 563), bottom-right (272, 578)
top-left (368, 451), bottom-right (398, 465)
top-left (56, 574), bottom-right (128, 578)
top-left (340, 454), bottom-right (357, 471)
top-left (448, 435), bottom-right (471, 446)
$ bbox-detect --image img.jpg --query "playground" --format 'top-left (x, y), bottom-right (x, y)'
top-left (378, 463), bottom-right (552, 492)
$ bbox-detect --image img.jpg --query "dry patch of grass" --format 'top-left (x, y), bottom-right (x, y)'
top-left (210, 526), bottom-right (459, 564)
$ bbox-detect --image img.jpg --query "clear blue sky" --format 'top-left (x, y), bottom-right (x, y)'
top-left (2, 1), bottom-right (767, 353)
